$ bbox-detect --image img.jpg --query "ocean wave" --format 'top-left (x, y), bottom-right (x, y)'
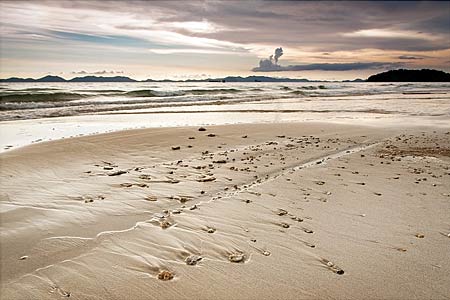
top-left (0, 92), bottom-right (87, 103)
top-left (0, 88), bottom-right (246, 104)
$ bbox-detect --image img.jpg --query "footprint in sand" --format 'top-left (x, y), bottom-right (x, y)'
top-left (280, 222), bottom-right (290, 228)
top-left (320, 258), bottom-right (344, 275)
top-left (206, 226), bottom-right (216, 233)
top-left (277, 209), bottom-right (288, 216)
top-left (50, 286), bottom-right (71, 297)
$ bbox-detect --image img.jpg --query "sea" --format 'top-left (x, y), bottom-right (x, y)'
top-left (0, 82), bottom-right (449, 151)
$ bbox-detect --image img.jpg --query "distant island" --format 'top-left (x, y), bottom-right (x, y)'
top-left (1, 69), bottom-right (449, 83)
top-left (367, 69), bottom-right (450, 82)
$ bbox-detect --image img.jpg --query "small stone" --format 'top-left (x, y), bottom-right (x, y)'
top-left (281, 222), bottom-right (290, 228)
top-left (158, 270), bottom-right (174, 281)
top-left (145, 195), bottom-right (157, 201)
top-left (228, 253), bottom-right (245, 263)
top-left (207, 133), bottom-right (216, 137)
top-left (160, 220), bottom-right (172, 229)
top-left (315, 181), bottom-right (325, 185)
top-left (207, 227), bottom-right (216, 233)
top-left (185, 255), bottom-right (202, 266)
top-left (171, 146), bottom-right (181, 150)
top-left (304, 229), bottom-right (314, 234)
top-left (197, 176), bottom-right (216, 182)
top-left (263, 251), bottom-right (271, 256)
top-left (415, 233), bottom-right (425, 238)
top-left (198, 127), bottom-right (206, 131)
top-left (108, 170), bottom-right (127, 176)
top-left (19, 255), bottom-right (28, 260)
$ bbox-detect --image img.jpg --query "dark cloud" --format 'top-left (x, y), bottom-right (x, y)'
top-left (11, 1), bottom-right (449, 52)
top-left (253, 62), bottom-right (403, 72)
top-left (253, 48), bottom-right (403, 72)
top-left (398, 55), bottom-right (424, 60)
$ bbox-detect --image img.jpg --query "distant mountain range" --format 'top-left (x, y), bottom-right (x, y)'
top-left (1, 69), bottom-right (449, 83)
top-left (0, 75), bottom-right (317, 83)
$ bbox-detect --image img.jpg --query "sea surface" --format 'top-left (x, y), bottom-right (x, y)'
top-left (0, 82), bottom-right (449, 151)
top-left (1, 82), bottom-right (450, 121)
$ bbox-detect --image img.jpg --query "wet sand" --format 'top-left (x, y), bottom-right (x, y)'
top-left (1, 122), bottom-right (449, 299)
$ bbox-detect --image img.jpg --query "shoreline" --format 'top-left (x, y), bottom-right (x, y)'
top-left (1, 111), bottom-right (450, 153)
top-left (1, 121), bottom-right (449, 299)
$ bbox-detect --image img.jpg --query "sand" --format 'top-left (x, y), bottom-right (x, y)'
top-left (1, 122), bottom-right (449, 299)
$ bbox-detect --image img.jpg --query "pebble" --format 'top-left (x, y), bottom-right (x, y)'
top-left (415, 233), bottom-right (425, 238)
top-left (160, 220), bottom-right (172, 229)
top-left (281, 222), bottom-right (290, 228)
top-left (228, 253), bottom-right (245, 263)
top-left (145, 195), bottom-right (157, 201)
top-left (198, 127), bottom-right (206, 131)
top-left (171, 146), bottom-right (181, 150)
top-left (158, 270), bottom-right (174, 281)
top-left (185, 255), bottom-right (203, 266)
top-left (19, 255), bottom-right (28, 260)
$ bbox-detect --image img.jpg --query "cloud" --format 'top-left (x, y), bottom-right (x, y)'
top-left (253, 48), bottom-right (403, 72)
top-left (71, 70), bottom-right (124, 75)
top-left (253, 62), bottom-right (402, 72)
top-left (342, 28), bottom-right (440, 41)
top-left (397, 55), bottom-right (424, 60)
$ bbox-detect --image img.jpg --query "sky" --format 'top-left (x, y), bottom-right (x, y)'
top-left (0, 0), bottom-right (449, 80)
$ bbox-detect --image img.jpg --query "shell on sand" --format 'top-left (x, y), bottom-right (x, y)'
top-left (158, 270), bottom-right (174, 281)
top-left (206, 227), bottom-right (216, 233)
top-left (228, 253), bottom-right (245, 263)
top-left (263, 251), bottom-right (271, 256)
top-left (145, 195), bottom-right (157, 201)
top-left (415, 233), bottom-right (425, 238)
top-left (19, 255), bottom-right (28, 260)
top-left (185, 255), bottom-right (203, 266)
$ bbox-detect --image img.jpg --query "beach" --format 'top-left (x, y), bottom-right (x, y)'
top-left (1, 121), bottom-right (449, 299)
